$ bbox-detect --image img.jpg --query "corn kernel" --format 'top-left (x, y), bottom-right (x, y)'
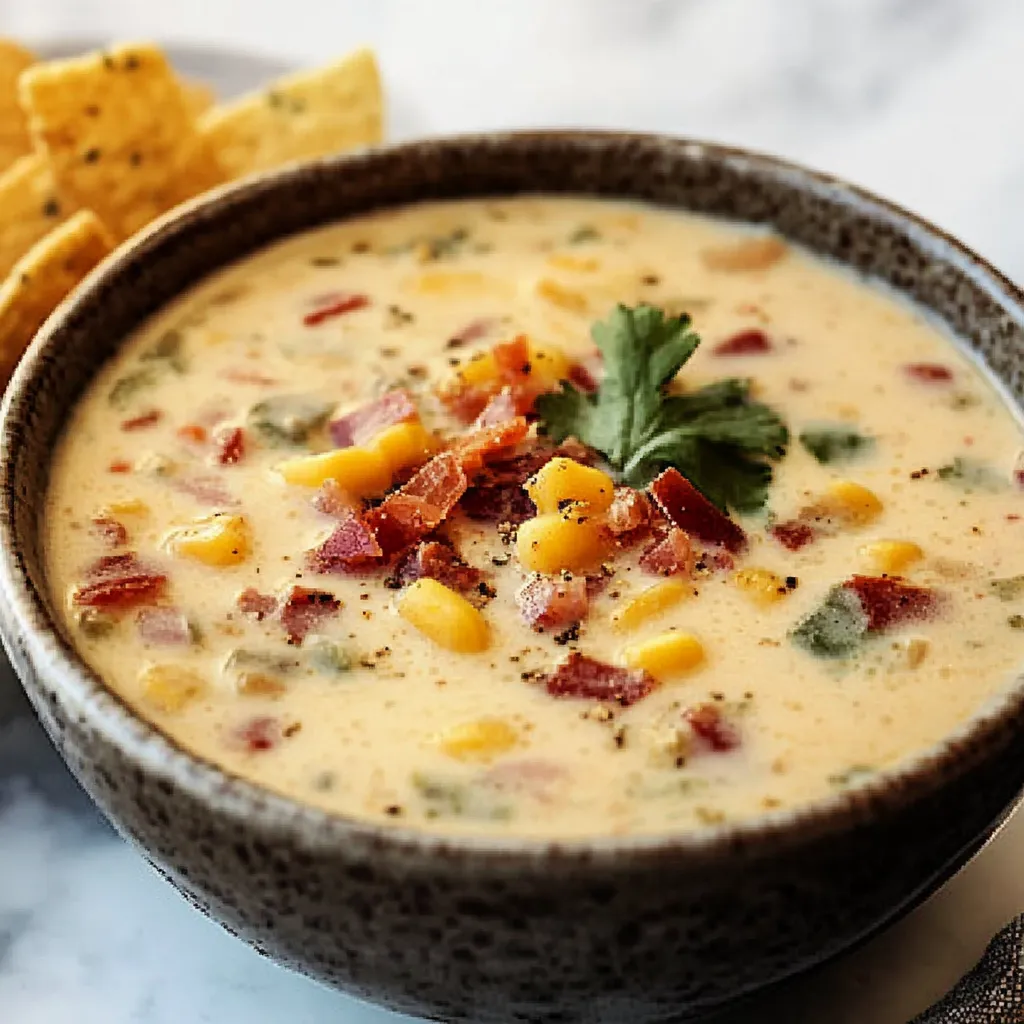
top-left (823, 480), bottom-right (883, 526)
top-left (398, 578), bottom-right (490, 653)
top-left (613, 579), bottom-right (692, 631)
top-left (547, 254), bottom-right (600, 273)
top-left (166, 513), bottom-right (252, 566)
top-left (139, 664), bottom-right (207, 712)
top-left (536, 277), bottom-right (589, 314)
top-left (103, 498), bottom-right (148, 516)
top-left (456, 350), bottom-right (499, 389)
top-left (410, 271), bottom-right (508, 296)
top-left (438, 717), bottom-right (519, 761)
top-left (733, 568), bottom-right (788, 606)
top-left (859, 539), bottom-right (924, 575)
top-left (277, 446), bottom-right (392, 494)
top-left (623, 632), bottom-right (704, 680)
top-left (371, 421), bottom-right (437, 474)
top-left (526, 457), bottom-right (615, 515)
top-left (527, 342), bottom-right (571, 388)
top-left (516, 513), bottom-right (609, 575)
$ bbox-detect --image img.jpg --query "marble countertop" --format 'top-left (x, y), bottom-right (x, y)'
top-left (3, 1), bottom-right (1024, 1020)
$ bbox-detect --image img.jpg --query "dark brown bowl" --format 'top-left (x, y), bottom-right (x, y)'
top-left (2, 132), bottom-right (1024, 1024)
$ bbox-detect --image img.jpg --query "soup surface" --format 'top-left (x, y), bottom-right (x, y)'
top-left (45, 197), bottom-right (1024, 838)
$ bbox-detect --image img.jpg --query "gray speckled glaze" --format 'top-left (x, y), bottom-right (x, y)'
top-left (2, 132), bottom-right (1024, 1024)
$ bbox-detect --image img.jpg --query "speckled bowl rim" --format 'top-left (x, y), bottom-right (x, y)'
top-left (3, 130), bottom-right (1024, 867)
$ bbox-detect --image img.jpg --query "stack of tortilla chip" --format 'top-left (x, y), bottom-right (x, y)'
top-left (0, 39), bottom-right (383, 385)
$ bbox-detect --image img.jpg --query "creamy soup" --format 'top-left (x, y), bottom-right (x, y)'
top-left (44, 197), bottom-right (1024, 838)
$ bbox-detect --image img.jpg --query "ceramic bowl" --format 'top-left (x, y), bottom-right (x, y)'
top-left (3, 132), bottom-right (1024, 1024)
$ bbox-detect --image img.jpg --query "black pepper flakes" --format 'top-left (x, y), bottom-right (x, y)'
top-left (785, 576), bottom-right (799, 590)
top-left (83, 148), bottom-right (101, 164)
top-left (553, 622), bottom-right (580, 646)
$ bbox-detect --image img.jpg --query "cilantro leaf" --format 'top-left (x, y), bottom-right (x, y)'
top-left (536, 304), bottom-right (788, 511)
top-left (799, 425), bottom-right (874, 465)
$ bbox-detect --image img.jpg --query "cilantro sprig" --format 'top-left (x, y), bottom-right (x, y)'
top-left (535, 304), bottom-right (788, 512)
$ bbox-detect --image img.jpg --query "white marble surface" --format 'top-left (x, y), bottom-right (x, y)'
top-left (2, 1), bottom-right (1024, 1020)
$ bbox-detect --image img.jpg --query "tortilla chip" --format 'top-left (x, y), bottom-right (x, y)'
top-left (19, 43), bottom-right (225, 240)
top-left (0, 210), bottom-right (113, 380)
top-left (0, 39), bottom-right (35, 171)
top-left (181, 79), bottom-right (216, 119)
top-left (199, 48), bottom-right (382, 178)
top-left (0, 153), bottom-right (72, 280)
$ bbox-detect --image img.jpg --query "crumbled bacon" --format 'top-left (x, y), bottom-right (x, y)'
top-left (302, 292), bottom-right (370, 326)
top-left (136, 606), bottom-right (192, 646)
top-left (639, 527), bottom-right (694, 576)
top-left (329, 389), bottom-right (417, 448)
top-left (649, 468), bottom-right (746, 553)
top-left (683, 703), bottom-right (740, 752)
top-left (842, 575), bottom-right (941, 632)
top-left (607, 487), bottom-right (651, 537)
top-left (904, 362), bottom-right (953, 384)
top-left (713, 329), bottom-right (772, 356)
top-left (516, 575), bottom-right (589, 630)
top-left (312, 479), bottom-right (357, 518)
top-left (172, 473), bottom-right (238, 507)
top-left (73, 553), bottom-right (167, 609)
top-left (395, 540), bottom-right (481, 592)
top-left (280, 586), bottom-right (341, 644)
top-left (237, 588), bottom-right (278, 621)
top-left (90, 515), bottom-right (128, 549)
top-left (235, 716), bottom-right (281, 752)
top-left (452, 417), bottom-right (530, 475)
top-left (543, 652), bottom-right (655, 707)
top-left (307, 514), bottom-right (385, 573)
top-left (474, 387), bottom-right (519, 429)
top-left (770, 520), bottom-right (816, 551)
top-left (213, 426), bottom-right (246, 466)
top-left (121, 409), bottom-right (162, 431)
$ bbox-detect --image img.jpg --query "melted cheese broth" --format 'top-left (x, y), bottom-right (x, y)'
top-left (45, 198), bottom-right (1024, 838)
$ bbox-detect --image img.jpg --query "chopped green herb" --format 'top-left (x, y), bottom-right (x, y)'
top-left (936, 457), bottom-right (1006, 493)
top-left (141, 329), bottom-right (186, 372)
top-left (536, 303), bottom-right (788, 510)
top-left (799, 425), bottom-right (875, 465)
top-left (75, 607), bottom-right (116, 638)
top-left (307, 639), bottom-right (353, 674)
top-left (225, 649), bottom-right (302, 676)
top-left (568, 225), bottom-right (601, 244)
top-left (828, 764), bottom-right (875, 787)
top-left (108, 367), bottom-right (157, 409)
top-left (791, 585), bottom-right (869, 658)
top-left (411, 773), bottom-right (512, 821)
top-left (247, 394), bottom-right (333, 446)
top-left (991, 576), bottom-right (1024, 602)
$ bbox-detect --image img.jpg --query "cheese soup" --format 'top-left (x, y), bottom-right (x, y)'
top-left (44, 197), bottom-right (1024, 838)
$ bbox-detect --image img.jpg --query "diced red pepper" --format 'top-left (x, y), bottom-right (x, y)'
top-left (713, 329), bottom-right (772, 356)
top-left (108, 460), bottom-right (132, 474)
top-left (236, 716), bottom-right (281, 752)
top-left (121, 409), bottom-right (162, 431)
top-left (302, 292), bottom-right (370, 326)
top-left (177, 424), bottom-right (208, 445)
top-left (649, 468), bottom-right (746, 553)
top-left (543, 652), bottom-right (655, 707)
top-left (213, 426), bottom-right (246, 466)
top-left (904, 362), bottom-right (953, 384)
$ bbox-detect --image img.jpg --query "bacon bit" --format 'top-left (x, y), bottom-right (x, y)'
top-left (214, 426), bottom-right (245, 466)
top-left (639, 527), bottom-right (694, 576)
top-left (136, 606), bottom-right (192, 646)
top-left (236, 716), bottom-right (281, 752)
top-left (842, 575), bottom-right (941, 632)
top-left (108, 459), bottom-right (132, 474)
top-left (307, 514), bottom-right (384, 574)
top-left (441, 386), bottom-right (491, 425)
top-left (329, 389), bottom-right (418, 448)
top-left (904, 362), bottom-right (953, 384)
top-left (649, 468), bottom-right (746, 553)
top-left (280, 586), bottom-right (341, 644)
top-left (474, 387), bottom-right (519, 429)
top-left (683, 703), bottom-right (740, 752)
top-left (302, 292), bottom-right (370, 326)
top-left (237, 588), bottom-right (278, 621)
top-left (713, 329), bottom-right (772, 356)
top-left (460, 482), bottom-right (536, 525)
top-left (544, 652), bottom-right (655, 707)
top-left (219, 368), bottom-right (278, 385)
top-left (172, 473), bottom-right (238, 507)
top-left (567, 361), bottom-right (599, 394)
top-left (516, 575), bottom-right (589, 630)
top-left (770, 520), bottom-right (816, 551)
top-left (312, 479), bottom-right (358, 518)
top-left (607, 487), bottom-right (651, 536)
top-left (177, 424), bottom-right (208, 445)
top-left (396, 540), bottom-right (482, 591)
top-left (90, 515), bottom-right (128, 549)
top-left (121, 409), bottom-right (162, 431)
top-left (447, 317), bottom-right (494, 347)
top-left (73, 553), bottom-right (167, 609)
top-left (452, 417), bottom-right (530, 475)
